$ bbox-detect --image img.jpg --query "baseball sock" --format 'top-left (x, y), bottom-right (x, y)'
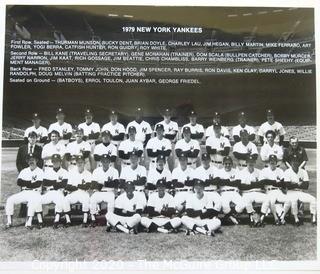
top-left (83, 212), bottom-right (88, 223)
top-left (54, 213), bottom-right (60, 223)
top-left (7, 215), bottom-right (12, 225)
top-left (312, 214), bottom-right (316, 222)
top-left (65, 213), bottom-right (71, 223)
top-left (36, 213), bottom-right (43, 223)
top-left (91, 214), bottom-right (96, 221)
top-left (260, 213), bottom-right (265, 222)
top-left (26, 216), bottom-right (32, 226)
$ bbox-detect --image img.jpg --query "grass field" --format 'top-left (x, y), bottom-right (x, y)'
top-left (0, 147), bottom-right (317, 261)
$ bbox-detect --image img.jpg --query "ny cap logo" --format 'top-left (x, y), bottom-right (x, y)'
top-left (142, 127), bottom-right (147, 133)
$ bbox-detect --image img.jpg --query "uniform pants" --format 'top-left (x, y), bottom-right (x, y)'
top-left (90, 191), bottom-right (115, 215)
top-left (65, 190), bottom-right (90, 212)
top-left (140, 216), bottom-right (181, 228)
top-left (41, 190), bottom-right (67, 213)
top-left (220, 191), bottom-right (245, 214)
top-left (181, 216), bottom-right (221, 232)
top-left (242, 192), bottom-right (269, 214)
top-left (266, 189), bottom-right (291, 217)
top-left (106, 212), bottom-right (141, 228)
top-left (286, 190), bottom-right (316, 215)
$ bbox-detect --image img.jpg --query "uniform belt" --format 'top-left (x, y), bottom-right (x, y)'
top-left (266, 187), bottom-right (279, 191)
top-left (124, 162), bottom-right (131, 165)
top-left (211, 160), bottom-right (222, 164)
top-left (44, 164), bottom-right (53, 167)
top-left (204, 189), bottom-right (217, 192)
top-left (239, 164), bottom-right (247, 167)
top-left (220, 189), bottom-right (239, 193)
top-left (243, 189), bottom-right (263, 193)
top-left (175, 188), bottom-right (193, 192)
top-left (135, 189), bottom-right (145, 192)
top-left (23, 188), bottom-right (39, 192)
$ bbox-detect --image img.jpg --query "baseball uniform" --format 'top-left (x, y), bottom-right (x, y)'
top-left (78, 122), bottom-right (100, 146)
top-left (146, 167), bottom-right (172, 191)
top-left (175, 138), bottom-right (200, 169)
top-left (93, 142), bottom-right (117, 166)
top-left (260, 143), bottom-right (283, 163)
top-left (48, 122), bottom-right (73, 146)
top-left (232, 125), bottom-right (255, 143)
top-left (155, 120), bottom-right (179, 141)
top-left (42, 142), bottom-right (66, 170)
top-left (146, 136), bottom-right (172, 170)
top-left (233, 141), bottom-right (258, 169)
top-left (118, 139), bottom-right (144, 167)
top-left (126, 120), bottom-right (152, 145)
top-left (205, 125), bottom-right (229, 139)
top-left (258, 121), bottom-right (285, 145)
top-left (101, 122), bottom-right (125, 147)
top-left (24, 126), bottom-right (48, 145)
top-left (205, 136), bottom-right (231, 168)
top-left (181, 123), bottom-right (205, 143)
top-left (65, 140), bottom-right (91, 170)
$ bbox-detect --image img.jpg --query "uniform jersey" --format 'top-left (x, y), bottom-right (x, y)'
top-left (238, 168), bottom-right (261, 192)
top-left (193, 165), bottom-right (220, 191)
top-left (217, 168), bottom-right (240, 192)
top-left (78, 122), bottom-right (100, 140)
top-left (205, 125), bottom-right (229, 138)
top-left (172, 166), bottom-right (194, 190)
top-left (42, 142), bottom-right (66, 167)
top-left (205, 136), bottom-right (231, 163)
top-left (147, 168), bottom-right (172, 186)
top-left (175, 139), bottom-right (200, 164)
top-left (155, 120), bottom-right (179, 138)
top-left (44, 167), bottom-right (68, 192)
top-left (66, 140), bottom-right (91, 164)
top-left (48, 122), bottom-right (72, 137)
top-left (67, 169), bottom-right (92, 188)
top-left (260, 143), bottom-right (283, 162)
top-left (18, 167), bottom-right (44, 192)
top-left (24, 126), bottom-right (48, 143)
top-left (93, 143), bottom-right (117, 158)
top-left (232, 125), bottom-right (255, 140)
top-left (120, 165), bottom-right (147, 190)
top-left (147, 192), bottom-right (175, 211)
top-left (259, 167), bottom-right (284, 191)
top-left (101, 122), bottom-right (125, 147)
top-left (118, 139), bottom-right (144, 165)
top-left (233, 141), bottom-right (258, 166)
top-left (283, 168), bottom-right (309, 186)
top-left (146, 137), bottom-right (172, 163)
top-left (126, 120), bottom-right (152, 143)
top-left (258, 121), bottom-right (286, 144)
top-left (92, 166), bottom-right (119, 191)
top-left (186, 192), bottom-right (214, 211)
top-left (115, 192), bottom-right (144, 212)
top-left (181, 123), bottom-right (205, 142)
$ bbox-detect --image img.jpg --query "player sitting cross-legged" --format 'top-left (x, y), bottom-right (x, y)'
top-left (141, 179), bottom-right (181, 234)
top-left (181, 179), bottom-right (222, 236)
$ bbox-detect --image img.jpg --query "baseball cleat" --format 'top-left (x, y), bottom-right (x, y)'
top-left (157, 227), bottom-right (169, 234)
top-left (64, 222), bottom-right (71, 228)
top-left (4, 224), bottom-right (12, 230)
top-left (37, 223), bottom-right (44, 229)
top-left (215, 228), bottom-right (223, 234)
top-left (129, 228), bottom-right (138, 234)
top-left (206, 230), bottom-right (215, 237)
top-left (105, 226), bottom-right (111, 232)
top-left (25, 225), bottom-right (33, 230)
top-left (185, 229), bottom-right (195, 236)
top-left (81, 222), bottom-right (88, 228)
top-left (312, 221), bottom-right (317, 226)
top-left (89, 221), bottom-right (97, 228)
top-left (53, 222), bottom-right (59, 229)
top-left (274, 220), bottom-right (281, 226)
top-left (294, 221), bottom-right (300, 227)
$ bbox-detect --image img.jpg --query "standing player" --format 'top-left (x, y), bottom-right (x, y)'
top-left (5, 153), bottom-right (44, 229)
top-left (118, 126), bottom-right (143, 168)
top-left (283, 136), bottom-right (308, 169)
top-left (24, 113), bottom-right (48, 145)
top-left (218, 156), bottom-right (246, 225)
top-left (260, 130), bottom-right (283, 166)
top-left (90, 154), bottom-right (119, 227)
top-left (106, 181), bottom-right (143, 234)
top-left (126, 107), bottom-right (152, 146)
top-left (205, 112), bottom-right (230, 139)
top-left (283, 155), bottom-right (316, 225)
top-left (41, 154), bottom-right (69, 228)
top-left (232, 129), bottom-right (258, 170)
top-left (78, 108), bottom-right (101, 145)
top-left (175, 126), bottom-right (200, 169)
top-left (101, 110), bottom-right (125, 148)
top-left (64, 155), bottom-right (92, 227)
top-left (65, 128), bottom-right (91, 171)
top-left (239, 155), bottom-right (269, 226)
top-left (232, 111), bottom-right (255, 143)
top-left (146, 124), bottom-right (172, 170)
top-left (41, 130), bottom-right (66, 171)
top-left (181, 110), bottom-right (205, 143)
top-left (205, 122), bottom-right (231, 168)
top-left (258, 109), bottom-right (285, 146)
top-left (141, 179), bottom-right (181, 233)
top-left (93, 130), bottom-right (117, 167)
top-left (182, 179), bottom-right (222, 236)
top-left (48, 108), bottom-right (73, 146)
top-left (155, 108), bottom-right (179, 142)
top-left (259, 155), bottom-right (291, 225)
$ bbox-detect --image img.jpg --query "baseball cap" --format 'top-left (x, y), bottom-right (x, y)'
top-left (179, 152), bottom-right (188, 160)
top-left (128, 126), bottom-right (136, 133)
top-left (101, 130), bottom-right (111, 137)
top-left (246, 155), bottom-right (256, 163)
top-left (129, 150), bottom-right (140, 157)
top-left (32, 113), bottom-right (40, 120)
top-left (213, 111), bottom-right (221, 118)
top-left (84, 108), bottom-right (93, 116)
top-left (110, 110), bottom-right (118, 116)
top-left (223, 156), bottom-right (233, 164)
top-left (213, 121), bottom-right (221, 128)
top-left (75, 155), bottom-right (85, 162)
top-left (26, 153), bottom-right (38, 161)
top-left (155, 124), bottom-right (164, 131)
top-left (194, 179), bottom-right (205, 187)
top-left (201, 153), bottom-right (210, 161)
top-left (74, 127), bottom-right (84, 135)
top-left (240, 129), bottom-right (249, 135)
top-left (156, 179), bottom-right (166, 188)
top-left (100, 154), bottom-right (111, 161)
top-left (183, 126), bottom-right (191, 133)
top-left (269, 154), bottom-right (278, 162)
top-left (189, 110), bottom-right (197, 116)
top-left (266, 109), bottom-right (274, 115)
top-left (238, 111), bottom-right (246, 117)
top-left (136, 107), bottom-right (143, 113)
top-left (51, 154), bottom-right (62, 162)
top-left (156, 155), bottom-right (166, 162)
top-left (163, 108), bottom-right (172, 116)
top-left (125, 181), bottom-right (135, 189)
top-left (56, 107), bottom-right (64, 115)
top-left (28, 131), bottom-right (38, 138)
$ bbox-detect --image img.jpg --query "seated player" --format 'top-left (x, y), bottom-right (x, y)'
top-left (205, 122), bottom-right (231, 168)
top-left (24, 112), bottom-right (48, 146)
top-left (65, 128), bottom-right (91, 171)
top-left (5, 153), bottom-right (44, 229)
top-left (193, 153), bottom-right (222, 214)
top-left (118, 126), bottom-right (143, 168)
top-left (141, 179), bottom-right (181, 233)
top-left (205, 112), bottom-right (229, 139)
top-left (90, 154), bottom-right (119, 227)
top-left (106, 181), bottom-right (143, 234)
top-left (175, 126), bottom-right (200, 169)
top-left (259, 155), bottom-right (291, 225)
top-left (41, 154), bottom-right (68, 228)
top-left (233, 129), bottom-right (258, 170)
top-left (181, 179), bottom-right (222, 236)
top-left (172, 153), bottom-right (195, 214)
top-left (218, 156), bottom-right (246, 225)
top-left (146, 155), bottom-right (172, 193)
top-left (101, 110), bottom-right (125, 148)
top-left (260, 130), bottom-right (283, 166)
top-left (232, 111), bottom-right (255, 143)
top-left (283, 136), bottom-right (308, 169)
top-left (283, 155), bottom-right (316, 225)
top-left (120, 151), bottom-right (147, 209)
top-left (64, 155), bottom-right (92, 227)
top-left (239, 155), bottom-right (269, 227)
top-left (93, 130), bottom-right (117, 167)
top-left (181, 110), bottom-right (205, 143)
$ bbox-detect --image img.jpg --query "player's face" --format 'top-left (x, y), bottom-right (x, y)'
top-left (189, 116), bottom-right (197, 125)
top-left (110, 114), bottom-right (117, 123)
top-left (101, 135), bottom-right (111, 143)
top-left (213, 117), bottom-right (221, 124)
top-left (247, 161), bottom-right (255, 170)
top-left (194, 184), bottom-right (204, 196)
top-left (269, 159), bottom-right (277, 169)
top-left (240, 132), bottom-right (249, 143)
top-left (75, 132), bottom-right (83, 142)
top-left (28, 135), bottom-right (37, 145)
top-left (51, 133), bottom-right (59, 144)
top-left (266, 134), bottom-right (274, 144)
top-left (239, 116), bottom-right (246, 125)
top-left (179, 158), bottom-right (188, 168)
top-left (202, 159), bottom-right (210, 168)
top-left (128, 130), bottom-right (136, 139)
top-left (184, 131), bottom-right (191, 141)
top-left (32, 118), bottom-right (40, 127)
top-left (101, 159), bottom-right (110, 169)
top-left (164, 114), bottom-right (171, 121)
top-left (156, 128), bottom-right (164, 138)
top-left (52, 159), bottom-right (62, 169)
top-left (135, 113), bottom-right (142, 122)
top-left (290, 139), bottom-right (298, 149)
top-left (28, 157), bottom-right (37, 168)
top-left (213, 126), bottom-right (221, 135)
top-left (76, 160), bottom-right (85, 171)
top-left (126, 185), bottom-right (135, 197)
top-left (223, 161), bottom-right (233, 171)
top-left (85, 114), bottom-right (93, 123)
top-left (157, 186), bottom-right (166, 197)
top-left (130, 155), bottom-right (139, 166)
top-left (267, 114), bottom-right (274, 124)
top-left (56, 113), bottom-right (65, 122)
top-left (156, 160), bottom-right (165, 170)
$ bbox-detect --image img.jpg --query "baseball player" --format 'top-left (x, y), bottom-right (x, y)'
top-left (232, 129), bottom-right (258, 170)
top-left (146, 124), bottom-right (172, 170)
top-left (101, 110), bottom-right (125, 148)
top-left (175, 126), bottom-right (200, 169)
top-left (41, 130), bottom-right (66, 171)
top-left (118, 126), bottom-right (143, 168)
top-left (24, 113), bottom-right (48, 145)
top-left (239, 155), bottom-right (269, 226)
top-left (90, 154), bottom-right (119, 227)
top-left (283, 155), bottom-right (316, 225)
top-left (65, 128), bottom-right (91, 171)
top-left (141, 179), bottom-right (181, 233)
top-left (5, 153), bottom-right (44, 229)
top-left (126, 107), bottom-right (152, 146)
top-left (78, 108), bottom-right (101, 145)
top-left (41, 154), bottom-right (68, 228)
top-left (155, 108), bottom-right (179, 142)
top-left (260, 130), bottom-right (283, 166)
top-left (48, 108), bottom-right (73, 146)
top-left (232, 111), bottom-right (255, 143)
top-left (205, 112), bottom-right (229, 139)
top-left (181, 179), bottom-right (222, 236)
top-left (218, 156), bottom-right (245, 225)
top-left (259, 155), bottom-right (291, 225)
top-left (193, 153), bottom-right (222, 214)
top-left (283, 136), bottom-right (308, 169)
top-left (119, 151), bottom-right (147, 209)
top-left (93, 130), bottom-right (117, 167)
top-left (172, 153), bottom-right (195, 213)
top-left (64, 155), bottom-right (92, 227)
top-left (105, 181), bottom-right (142, 234)
top-left (205, 122), bottom-right (231, 168)
top-left (146, 155), bottom-right (172, 192)
top-left (181, 110), bottom-right (205, 143)
top-left (258, 109), bottom-right (285, 146)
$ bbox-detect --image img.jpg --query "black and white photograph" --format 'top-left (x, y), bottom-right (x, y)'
top-left (0, 0), bottom-right (318, 269)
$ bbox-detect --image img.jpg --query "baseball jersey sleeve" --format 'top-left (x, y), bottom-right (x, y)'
top-left (147, 193), bottom-right (156, 207)
top-left (115, 195), bottom-right (124, 209)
